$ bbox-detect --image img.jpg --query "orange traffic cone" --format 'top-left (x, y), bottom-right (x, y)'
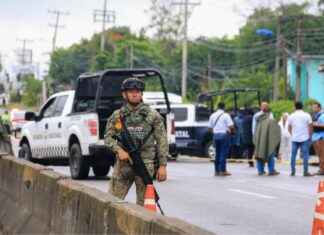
top-left (143, 184), bottom-right (157, 213)
top-left (312, 181), bottom-right (324, 235)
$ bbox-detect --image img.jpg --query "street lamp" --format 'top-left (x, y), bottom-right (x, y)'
top-left (256, 29), bottom-right (274, 37)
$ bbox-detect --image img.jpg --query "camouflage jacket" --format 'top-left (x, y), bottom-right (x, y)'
top-left (104, 103), bottom-right (168, 166)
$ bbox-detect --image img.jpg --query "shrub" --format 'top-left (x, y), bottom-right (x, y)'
top-left (269, 100), bottom-right (295, 121)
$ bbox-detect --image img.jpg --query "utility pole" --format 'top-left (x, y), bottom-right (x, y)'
top-left (172, 0), bottom-right (200, 100)
top-left (282, 38), bottom-right (287, 99)
top-left (273, 20), bottom-right (281, 101)
top-left (94, 0), bottom-right (116, 51)
top-left (16, 38), bottom-right (33, 65)
top-left (130, 45), bottom-right (134, 69)
top-left (295, 15), bottom-right (303, 101)
top-left (207, 54), bottom-right (212, 90)
top-left (48, 10), bottom-right (69, 51)
top-left (27, 49), bottom-right (33, 64)
top-left (182, 0), bottom-right (189, 100)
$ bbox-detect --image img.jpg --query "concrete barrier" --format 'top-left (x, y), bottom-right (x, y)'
top-left (0, 155), bottom-right (214, 234)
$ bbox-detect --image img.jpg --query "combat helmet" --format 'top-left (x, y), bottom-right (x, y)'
top-left (121, 77), bottom-right (145, 91)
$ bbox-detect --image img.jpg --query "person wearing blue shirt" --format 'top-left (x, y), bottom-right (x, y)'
top-left (312, 102), bottom-right (324, 175)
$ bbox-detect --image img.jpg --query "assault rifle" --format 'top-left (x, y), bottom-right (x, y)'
top-left (112, 113), bottom-right (165, 215)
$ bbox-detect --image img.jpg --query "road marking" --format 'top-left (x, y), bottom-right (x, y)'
top-left (229, 189), bottom-right (277, 199)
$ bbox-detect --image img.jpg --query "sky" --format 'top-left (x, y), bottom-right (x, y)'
top-left (0, 0), bottom-right (319, 78)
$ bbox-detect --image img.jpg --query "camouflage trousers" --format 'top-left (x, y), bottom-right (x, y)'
top-left (109, 158), bottom-right (155, 206)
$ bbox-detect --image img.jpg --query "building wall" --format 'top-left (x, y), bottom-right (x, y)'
top-left (287, 57), bottom-right (324, 106)
top-left (305, 59), bottom-right (324, 106)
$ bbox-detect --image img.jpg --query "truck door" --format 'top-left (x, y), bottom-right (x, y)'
top-left (31, 97), bottom-right (56, 158)
top-left (46, 95), bottom-right (69, 157)
top-left (173, 106), bottom-right (195, 148)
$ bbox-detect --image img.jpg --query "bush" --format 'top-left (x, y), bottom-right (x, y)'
top-left (304, 98), bottom-right (319, 113)
top-left (269, 100), bottom-right (295, 121)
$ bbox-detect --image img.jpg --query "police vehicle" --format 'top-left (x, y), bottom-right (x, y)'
top-left (153, 88), bottom-right (261, 159)
top-left (198, 88), bottom-right (261, 159)
top-left (152, 103), bottom-right (213, 157)
top-left (19, 69), bottom-right (177, 179)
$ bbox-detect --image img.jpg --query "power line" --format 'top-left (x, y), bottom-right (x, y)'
top-left (191, 39), bottom-right (276, 53)
top-left (197, 37), bottom-right (277, 48)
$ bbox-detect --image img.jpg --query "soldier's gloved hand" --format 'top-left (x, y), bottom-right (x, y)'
top-left (156, 165), bottom-right (167, 182)
top-left (117, 148), bottom-right (133, 165)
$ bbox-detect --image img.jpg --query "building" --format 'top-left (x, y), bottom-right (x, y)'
top-left (287, 55), bottom-right (324, 105)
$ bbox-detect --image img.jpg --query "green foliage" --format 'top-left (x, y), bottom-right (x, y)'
top-left (10, 92), bottom-right (20, 103)
top-left (92, 52), bottom-right (109, 70)
top-left (47, 1), bottom-right (324, 105)
top-left (23, 78), bottom-right (42, 107)
top-left (304, 98), bottom-right (319, 113)
top-left (49, 43), bottom-right (92, 84)
top-left (269, 100), bottom-right (295, 121)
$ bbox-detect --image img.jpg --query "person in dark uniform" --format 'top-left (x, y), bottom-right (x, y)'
top-left (242, 109), bottom-right (255, 167)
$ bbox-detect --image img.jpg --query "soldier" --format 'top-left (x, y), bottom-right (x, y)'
top-left (104, 77), bottom-right (168, 206)
top-left (1, 110), bottom-right (11, 134)
top-left (0, 117), bottom-right (14, 156)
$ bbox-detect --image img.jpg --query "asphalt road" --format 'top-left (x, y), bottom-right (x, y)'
top-left (11, 138), bottom-right (321, 235)
top-left (48, 158), bottom-right (320, 235)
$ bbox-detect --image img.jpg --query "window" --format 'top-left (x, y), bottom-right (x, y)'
top-left (53, 96), bottom-right (68, 117)
top-left (41, 98), bottom-right (56, 118)
top-left (172, 108), bottom-right (188, 122)
top-left (196, 106), bottom-right (211, 121)
top-left (154, 107), bottom-right (188, 122)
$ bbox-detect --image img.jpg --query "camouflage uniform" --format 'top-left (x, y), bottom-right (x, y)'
top-left (0, 117), bottom-right (14, 156)
top-left (104, 103), bottom-right (168, 205)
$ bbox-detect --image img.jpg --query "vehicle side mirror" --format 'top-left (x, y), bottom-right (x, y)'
top-left (25, 112), bottom-right (36, 121)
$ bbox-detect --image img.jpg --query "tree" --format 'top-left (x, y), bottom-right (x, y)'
top-left (49, 43), bottom-right (92, 85)
top-left (23, 78), bottom-right (42, 107)
top-left (91, 50), bottom-right (116, 71)
top-left (146, 0), bottom-right (182, 41)
top-left (47, 1), bottom-right (324, 103)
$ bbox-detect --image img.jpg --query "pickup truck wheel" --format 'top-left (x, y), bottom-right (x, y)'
top-left (69, 143), bottom-right (90, 179)
top-left (205, 141), bottom-right (215, 161)
top-left (93, 165), bottom-right (110, 177)
top-left (19, 143), bottom-right (33, 162)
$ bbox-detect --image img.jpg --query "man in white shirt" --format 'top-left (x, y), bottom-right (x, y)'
top-left (288, 101), bottom-right (313, 176)
top-left (208, 102), bottom-right (235, 176)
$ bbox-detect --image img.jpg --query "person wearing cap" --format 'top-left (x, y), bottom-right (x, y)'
top-left (253, 108), bottom-right (280, 176)
top-left (104, 77), bottom-right (168, 205)
top-left (288, 101), bottom-right (313, 176)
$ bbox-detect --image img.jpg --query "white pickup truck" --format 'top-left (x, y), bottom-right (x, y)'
top-left (18, 69), bottom-right (177, 179)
